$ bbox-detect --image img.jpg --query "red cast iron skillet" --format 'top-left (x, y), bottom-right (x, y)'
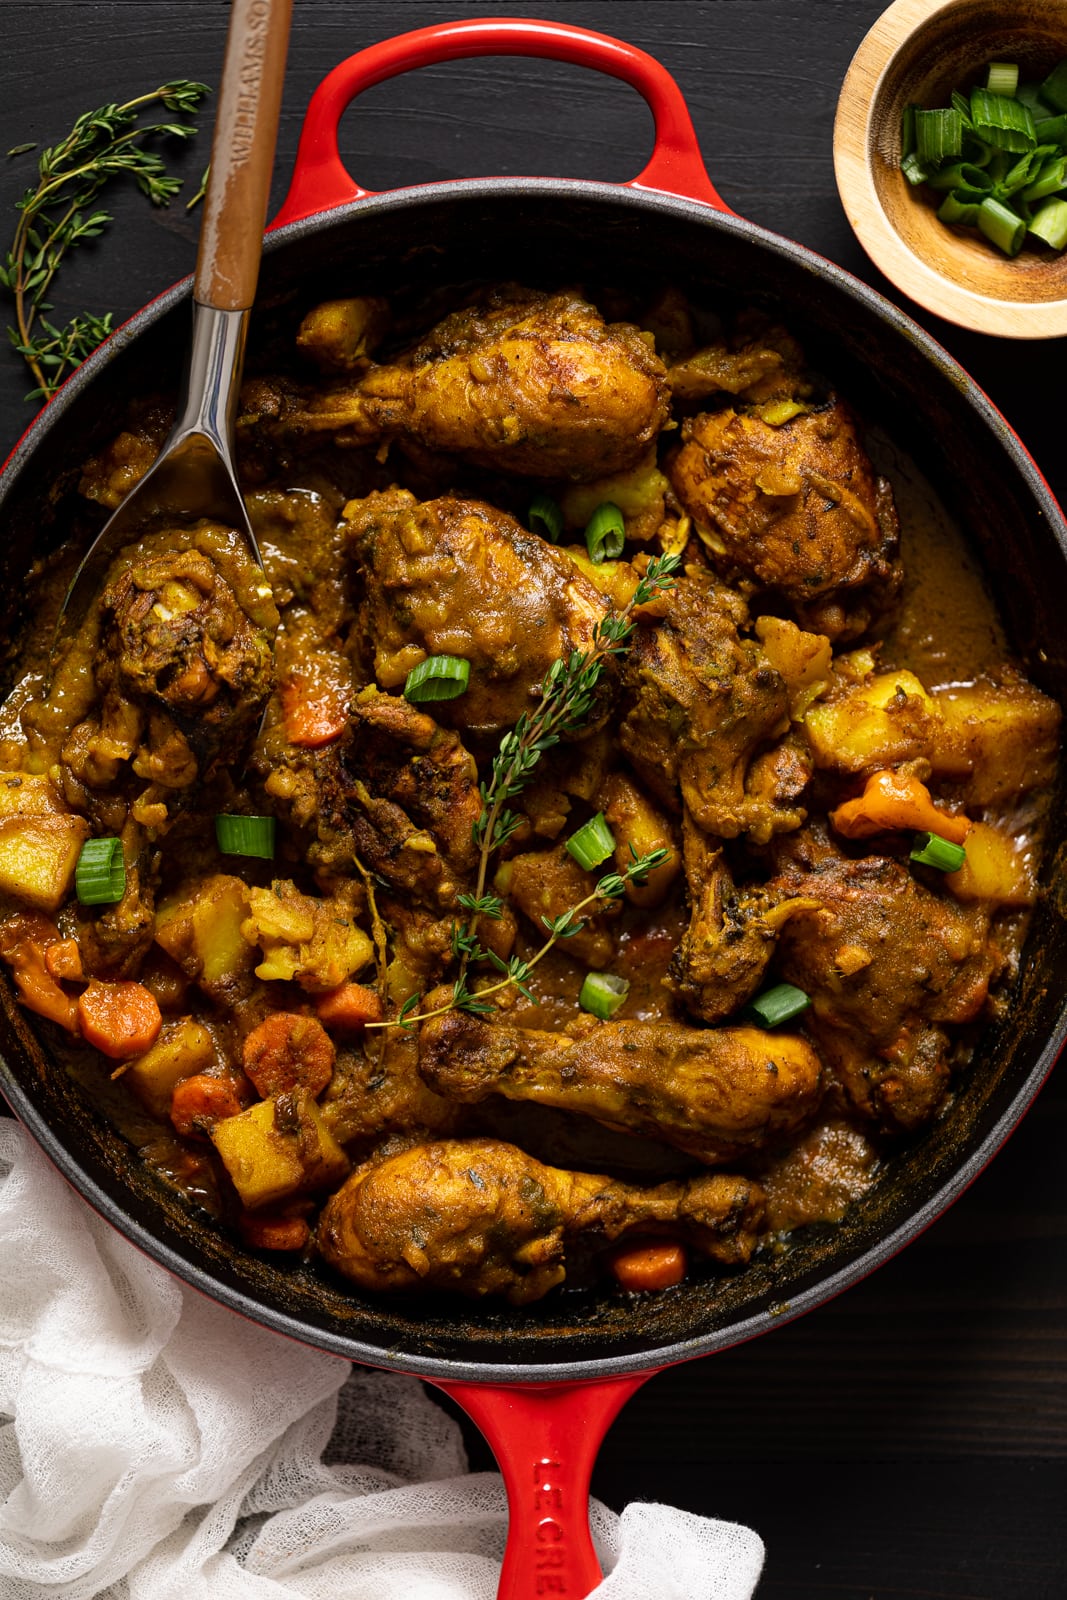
top-left (2, 20), bottom-right (1067, 1598)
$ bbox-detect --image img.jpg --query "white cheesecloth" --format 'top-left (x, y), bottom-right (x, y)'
top-left (0, 1116), bottom-right (765, 1599)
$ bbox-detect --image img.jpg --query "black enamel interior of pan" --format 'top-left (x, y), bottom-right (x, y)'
top-left (2, 181), bottom-right (1067, 1383)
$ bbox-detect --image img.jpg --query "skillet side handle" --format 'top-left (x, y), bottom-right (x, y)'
top-left (194, 0), bottom-right (293, 310)
top-left (270, 17), bottom-right (732, 228)
top-left (433, 1372), bottom-right (653, 1600)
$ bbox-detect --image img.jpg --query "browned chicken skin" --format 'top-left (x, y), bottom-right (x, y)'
top-left (243, 286), bottom-right (671, 482)
top-left (418, 1011), bottom-right (823, 1164)
top-left (669, 400), bottom-right (902, 642)
top-left (345, 489), bottom-right (607, 738)
top-left (317, 1137), bottom-right (766, 1302)
top-left (767, 827), bottom-right (1000, 1131)
top-left (667, 809), bottom-right (819, 1023)
top-left (309, 690), bottom-right (483, 909)
top-left (618, 572), bottom-right (796, 841)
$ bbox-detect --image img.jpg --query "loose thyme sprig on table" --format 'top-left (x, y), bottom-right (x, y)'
top-left (1, 81), bottom-right (209, 400)
top-left (368, 549), bottom-right (681, 1029)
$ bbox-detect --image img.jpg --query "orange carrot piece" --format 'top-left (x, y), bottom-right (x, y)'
top-left (77, 980), bottom-right (162, 1060)
top-left (610, 1241), bottom-right (688, 1292)
top-left (831, 769), bottom-right (971, 844)
top-left (280, 680), bottom-right (348, 749)
top-left (170, 1074), bottom-right (245, 1137)
top-left (45, 939), bottom-right (84, 982)
top-left (0, 914), bottom-right (79, 1032)
top-left (238, 1212), bottom-right (311, 1252)
top-left (242, 1012), bottom-right (336, 1097)
top-left (314, 982), bottom-right (383, 1033)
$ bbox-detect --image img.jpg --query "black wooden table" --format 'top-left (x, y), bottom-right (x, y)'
top-left (1, 5), bottom-right (1065, 1596)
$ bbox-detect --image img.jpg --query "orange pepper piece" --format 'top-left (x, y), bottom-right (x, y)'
top-left (831, 770), bottom-right (971, 845)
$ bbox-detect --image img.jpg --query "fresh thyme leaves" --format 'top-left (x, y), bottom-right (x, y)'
top-left (1, 81), bottom-right (210, 401)
top-left (367, 550), bottom-right (681, 1030)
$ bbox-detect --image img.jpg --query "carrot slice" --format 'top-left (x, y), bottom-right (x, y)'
top-left (314, 981), bottom-right (383, 1033)
top-left (77, 980), bottom-right (162, 1060)
top-left (170, 1074), bottom-right (245, 1137)
top-left (280, 679), bottom-right (348, 749)
top-left (830, 769), bottom-right (971, 844)
top-left (0, 914), bottom-right (79, 1032)
top-left (45, 939), bottom-right (84, 982)
top-left (610, 1241), bottom-right (687, 1292)
top-left (241, 1012), bottom-right (336, 1097)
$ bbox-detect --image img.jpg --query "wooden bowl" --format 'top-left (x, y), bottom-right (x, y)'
top-left (834, 0), bottom-right (1067, 336)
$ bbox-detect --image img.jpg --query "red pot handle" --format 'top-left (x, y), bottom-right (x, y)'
top-left (271, 17), bottom-right (731, 227)
top-left (433, 1372), bottom-right (654, 1599)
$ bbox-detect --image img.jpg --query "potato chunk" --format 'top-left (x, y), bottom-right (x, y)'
top-left (0, 815), bottom-right (90, 913)
top-left (803, 670), bottom-right (939, 772)
top-left (210, 1090), bottom-right (349, 1210)
top-left (124, 1017), bottom-right (217, 1118)
top-left (154, 874), bottom-right (255, 998)
top-left (933, 680), bottom-right (1060, 805)
top-left (241, 880), bottom-right (373, 992)
top-left (944, 822), bottom-right (1036, 906)
top-left (0, 771), bottom-right (67, 819)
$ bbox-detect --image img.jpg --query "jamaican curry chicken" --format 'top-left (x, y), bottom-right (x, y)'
top-left (0, 284), bottom-right (1058, 1305)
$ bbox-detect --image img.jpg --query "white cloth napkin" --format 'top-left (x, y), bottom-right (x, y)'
top-left (0, 1117), bottom-right (765, 1599)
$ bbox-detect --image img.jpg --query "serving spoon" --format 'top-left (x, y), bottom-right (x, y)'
top-left (54, 0), bottom-right (293, 655)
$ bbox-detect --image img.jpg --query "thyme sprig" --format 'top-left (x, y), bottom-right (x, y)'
top-left (2, 81), bottom-right (209, 400)
top-left (377, 842), bottom-right (672, 1031)
top-left (461, 550), bottom-right (680, 959)
top-left (369, 550), bottom-right (681, 1029)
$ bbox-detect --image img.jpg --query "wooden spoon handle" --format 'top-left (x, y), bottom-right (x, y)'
top-left (194, 0), bottom-right (293, 311)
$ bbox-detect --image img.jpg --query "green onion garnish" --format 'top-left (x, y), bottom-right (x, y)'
top-left (584, 502), bottom-right (626, 564)
top-left (403, 655), bottom-right (471, 703)
top-left (579, 971), bottom-right (630, 1020)
top-left (743, 982), bottom-right (811, 1029)
top-left (986, 62), bottom-right (1019, 99)
top-left (910, 831), bottom-right (967, 872)
top-left (901, 151), bottom-right (930, 187)
top-left (75, 837), bottom-right (125, 906)
top-left (1022, 154), bottom-right (1067, 202)
top-left (529, 493), bottom-right (563, 544)
top-left (565, 812), bottom-right (616, 871)
top-left (1034, 114), bottom-right (1067, 145)
top-left (215, 815), bottom-right (276, 859)
top-left (915, 108), bottom-right (964, 167)
top-left (926, 161), bottom-right (993, 193)
top-left (938, 192), bottom-right (982, 227)
top-left (977, 195), bottom-right (1027, 255)
top-left (970, 88), bottom-right (1036, 152)
top-left (1042, 58), bottom-right (1067, 114)
top-left (1029, 196), bottom-right (1067, 249)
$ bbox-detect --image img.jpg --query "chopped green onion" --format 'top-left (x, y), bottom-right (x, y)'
top-left (977, 194), bottom-right (1027, 255)
top-left (915, 108), bottom-right (964, 166)
top-left (910, 831), bottom-right (967, 872)
top-left (951, 89), bottom-right (974, 125)
top-left (901, 151), bottom-right (929, 187)
top-left (1034, 114), bottom-right (1067, 145)
top-left (925, 161), bottom-right (993, 192)
top-left (75, 837), bottom-right (125, 906)
top-left (403, 655), bottom-right (471, 703)
top-left (1041, 58), bottom-right (1067, 114)
top-left (961, 136), bottom-right (994, 168)
top-left (938, 192), bottom-right (982, 226)
top-left (970, 88), bottom-right (1036, 152)
top-left (584, 502), bottom-right (626, 564)
top-left (1016, 81), bottom-right (1052, 116)
top-left (215, 815), bottom-right (276, 859)
top-left (579, 970), bottom-right (630, 1020)
top-left (901, 104), bottom-right (919, 158)
top-left (743, 982), bottom-right (811, 1029)
top-left (529, 493), bottom-right (563, 544)
top-left (986, 62), bottom-right (1019, 98)
top-left (565, 811), bottom-right (616, 871)
top-left (1029, 196), bottom-right (1067, 249)
top-left (1022, 154), bottom-right (1067, 201)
